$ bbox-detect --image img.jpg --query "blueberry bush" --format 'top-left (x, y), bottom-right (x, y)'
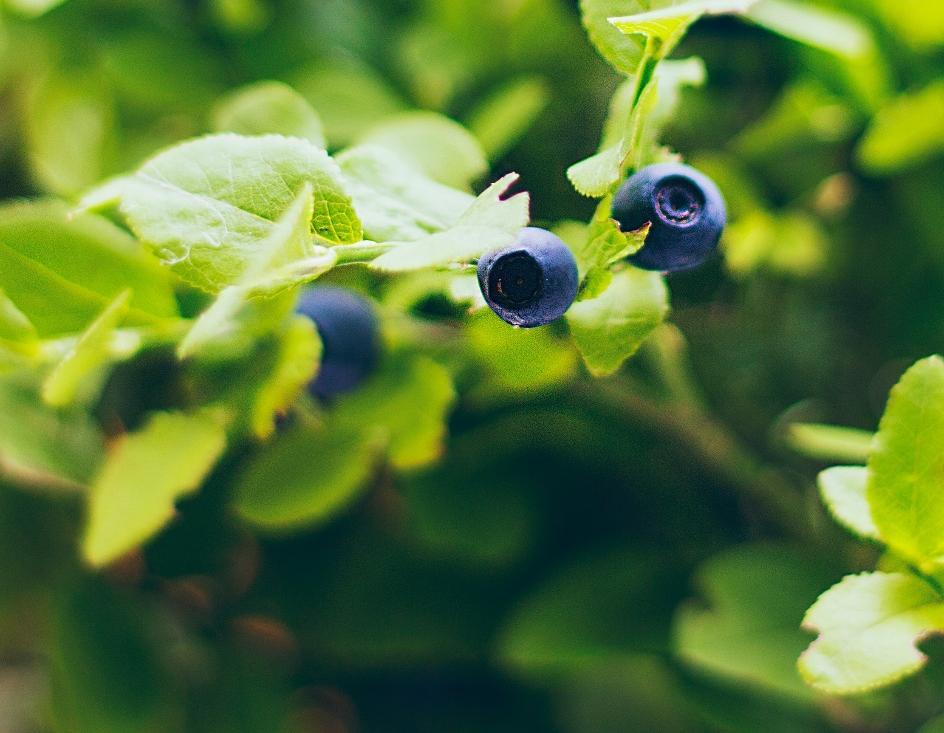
top-left (2, 0), bottom-right (944, 730)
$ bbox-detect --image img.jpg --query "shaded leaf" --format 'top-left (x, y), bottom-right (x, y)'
top-left (213, 81), bottom-right (325, 148)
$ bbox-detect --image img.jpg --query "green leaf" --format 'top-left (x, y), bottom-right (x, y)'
top-left (567, 268), bottom-right (669, 377)
top-left (82, 411), bottom-right (227, 567)
top-left (867, 356), bottom-right (944, 569)
top-left (212, 81), bottom-right (326, 148)
top-left (50, 581), bottom-right (175, 733)
top-left (857, 82), bottom-right (944, 174)
top-left (675, 545), bottom-right (837, 702)
top-left (786, 423), bottom-right (874, 464)
top-left (919, 715), bottom-right (944, 733)
top-left (249, 315), bottom-right (321, 440)
top-left (817, 466), bottom-right (880, 541)
top-left (0, 376), bottom-right (104, 489)
top-left (799, 572), bottom-right (944, 694)
top-left (579, 0), bottom-right (648, 75)
top-left (97, 134), bottom-right (361, 292)
top-left (873, 0), bottom-right (944, 50)
top-left (177, 184), bottom-right (335, 358)
top-left (42, 290), bottom-right (134, 407)
top-left (370, 173), bottom-right (530, 272)
top-left (610, 1), bottom-right (757, 56)
top-left (339, 145), bottom-right (474, 242)
top-left (4, 0), bottom-right (69, 16)
top-left (744, 0), bottom-right (875, 58)
top-left (723, 210), bottom-right (828, 279)
top-left (466, 76), bottom-right (551, 162)
top-left (0, 288), bottom-right (37, 344)
top-left (0, 200), bottom-right (178, 337)
top-left (333, 354), bottom-right (456, 470)
top-left (232, 424), bottom-right (381, 533)
top-left (357, 111), bottom-right (488, 189)
top-left (573, 197), bottom-right (649, 290)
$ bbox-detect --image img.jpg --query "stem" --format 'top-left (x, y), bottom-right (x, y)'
top-left (331, 241), bottom-right (395, 265)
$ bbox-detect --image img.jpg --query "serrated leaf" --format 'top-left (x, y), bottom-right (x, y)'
top-left (817, 466), bottom-right (880, 541)
top-left (178, 184), bottom-right (336, 358)
top-left (675, 545), bottom-right (837, 702)
top-left (574, 197), bottom-right (649, 288)
top-left (339, 145), bottom-right (474, 242)
top-left (0, 376), bottom-right (104, 489)
top-left (857, 82), bottom-right (944, 174)
top-left (0, 201), bottom-right (178, 337)
top-left (232, 425), bottom-right (381, 533)
top-left (567, 268), bottom-right (668, 377)
top-left (358, 111), bottom-right (488, 189)
top-left (212, 81), bottom-right (326, 148)
top-left (799, 572), bottom-right (944, 694)
top-left (786, 423), bottom-right (873, 464)
top-left (370, 173), bottom-right (529, 272)
top-left (466, 77), bottom-right (550, 162)
top-left (82, 411), bottom-right (227, 567)
top-left (333, 354), bottom-right (456, 470)
top-left (610, 1), bottom-right (757, 55)
top-left (249, 316), bottom-right (321, 439)
top-left (867, 356), bottom-right (944, 569)
top-left (103, 134), bottom-right (361, 292)
top-left (42, 290), bottom-right (134, 407)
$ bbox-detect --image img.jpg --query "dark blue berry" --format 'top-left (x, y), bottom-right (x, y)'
top-left (295, 286), bottom-right (380, 399)
top-left (612, 163), bottom-right (726, 272)
top-left (477, 227), bottom-right (579, 328)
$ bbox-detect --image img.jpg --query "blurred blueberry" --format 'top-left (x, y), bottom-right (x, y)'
top-left (295, 286), bottom-right (380, 399)
top-left (477, 227), bottom-right (579, 328)
top-left (612, 162), bottom-right (726, 272)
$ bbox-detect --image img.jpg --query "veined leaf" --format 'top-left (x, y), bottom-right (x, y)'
top-left (800, 572), bottom-right (944, 694)
top-left (867, 356), bottom-right (944, 569)
top-left (573, 197), bottom-right (649, 289)
top-left (82, 411), bottom-right (227, 567)
top-left (567, 268), bottom-right (668, 377)
top-left (610, 1), bottom-right (757, 56)
top-left (213, 81), bottom-right (326, 148)
top-left (370, 173), bottom-right (529, 272)
top-left (96, 134), bottom-right (361, 292)
top-left (817, 466), bottom-right (880, 541)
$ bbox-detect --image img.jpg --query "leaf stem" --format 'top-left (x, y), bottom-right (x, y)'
top-left (331, 241), bottom-right (395, 265)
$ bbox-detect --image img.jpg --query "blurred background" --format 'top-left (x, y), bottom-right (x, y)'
top-left (2, 0), bottom-right (944, 731)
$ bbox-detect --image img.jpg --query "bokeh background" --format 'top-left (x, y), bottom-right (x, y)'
top-left (2, 0), bottom-right (944, 731)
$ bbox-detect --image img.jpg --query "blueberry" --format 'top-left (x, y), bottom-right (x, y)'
top-left (611, 162), bottom-right (726, 272)
top-left (295, 286), bottom-right (380, 399)
top-left (477, 227), bottom-right (579, 328)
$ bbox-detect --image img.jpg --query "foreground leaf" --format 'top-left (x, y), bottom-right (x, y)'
top-left (95, 134), bottom-right (361, 292)
top-left (567, 268), bottom-right (668, 377)
top-left (867, 356), bottom-right (944, 569)
top-left (83, 411), bottom-right (227, 567)
top-left (370, 173), bottom-right (529, 272)
top-left (817, 466), bottom-right (880, 541)
top-left (579, 0), bottom-right (648, 75)
top-left (610, 1), bottom-right (757, 56)
top-left (799, 572), bottom-right (944, 694)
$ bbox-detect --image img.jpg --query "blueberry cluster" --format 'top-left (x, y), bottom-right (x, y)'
top-left (296, 163), bottom-right (725, 394)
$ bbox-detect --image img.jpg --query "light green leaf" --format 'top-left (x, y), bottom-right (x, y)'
top-left (873, 0), bottom-right (944, 50)
top-left (675, 544), bottom-right (836, 702)
top-left (723, 210), bottom-right (828, 278)
top-left (333, 354), bottom-right (456, 470)
top-left (358, 111), bottom-right (488, 189)
top-left (567, 268), bottom-right (669, 377)
top-left (339, 145), bottom-right (474, 242)
top-left (232, 425), bottom-right (382, 533)
top-left (573, 197), bottom-right (649, 292)
top-left (249, 316), bottom-right (321, 440)
top-left (466, 77), bottom-right (551, 162)
top-left (102, 134), bottom-right (361, 292)
top-left (4, 0), bottom-right (68, 16)
top-left (799, 572), bottom-right (944, 694)
top-left (579, 0), bottom-right (648, 75)
top-left (857, 82), bottom-right (944, 174)
top-left (82, 411), bottom-right (227, 567)
top-left (0, 288), bottom-right (36, 344)
top-left (744, 0), bottom-right (874, 58)
top-left (370, 173), bottom-right (530, 272)
top-left (212, 81), bottom-right (326, 148)
top-left (868, 356), bottom-right (944, 569)
top-left (786, 423), bottom-right (874, 464)
top-left (610, 1), bottom-right (757, 55)
top-left (0, 376), bottom-right (104, 489)
top-left (0, 200), bottom-right (178, 337)
top-left (42, 290), bottom-right (133, 407)
top-left (817, 466), bottom-right (880, 541)
top-left (178, 184), bottom-right (335, 358)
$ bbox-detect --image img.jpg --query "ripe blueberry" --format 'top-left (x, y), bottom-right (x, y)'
top-left (612, 162), bottom-right (726, 272)
top-left (477, 227), bottom-right (579, 328)
top-left (295, 286), bottom-right (380, 399)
